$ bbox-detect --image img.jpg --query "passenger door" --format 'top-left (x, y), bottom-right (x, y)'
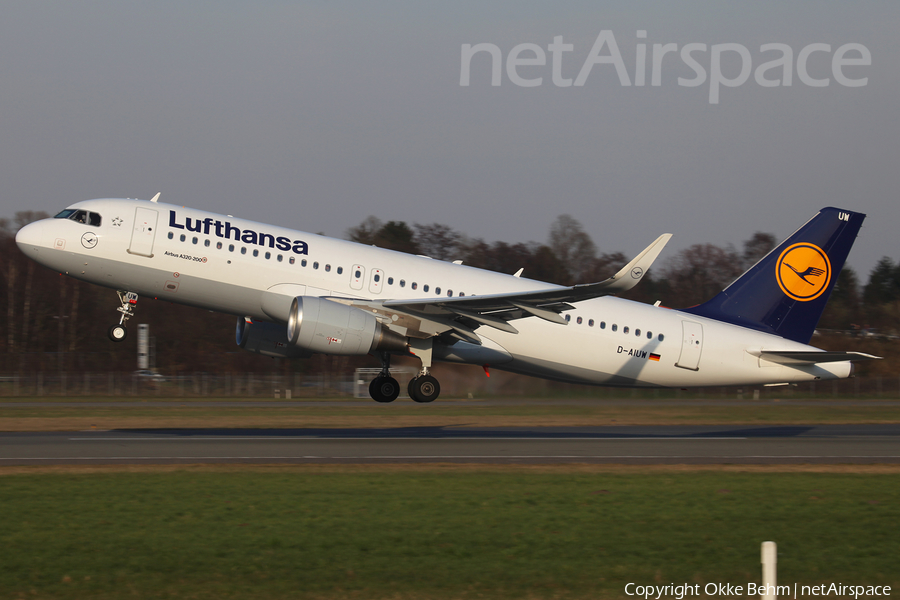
top-left (128, 207), bottom-right (158, 258)
top-left (675, 320), bottom-right (703, 370)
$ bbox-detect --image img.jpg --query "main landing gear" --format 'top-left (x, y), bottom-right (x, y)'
top-left (369, 352), bottom-right (401, 403)
top-left (407, 373), bottom-right (440, 404)
top-left (367, 339), bottom-right (442, 403)
top-left (108, 290), bottom-right (138, 342)
top-left (406, 337), bottom-right (440, 403)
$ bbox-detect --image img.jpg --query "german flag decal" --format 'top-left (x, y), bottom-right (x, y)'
top-left (649, 353), bottom-right (661, 362)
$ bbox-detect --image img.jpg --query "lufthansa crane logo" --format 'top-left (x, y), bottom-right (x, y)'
top-left (81, 232), bottom-right (98, 249)
top-left (776, 243), bottom-right (831, 301)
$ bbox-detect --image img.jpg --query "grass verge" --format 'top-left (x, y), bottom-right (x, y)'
top-left (2, 399), bottom-right (900, 431)
top-left (1, 466), bottom-right (897, 599)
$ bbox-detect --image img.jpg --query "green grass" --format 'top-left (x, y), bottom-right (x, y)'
top-left (1, 470), bottom-right (898, 599)
top-left (2, 401), bottom-right (900, 428)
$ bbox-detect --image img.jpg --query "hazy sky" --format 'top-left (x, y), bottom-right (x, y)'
top-left (1, 2), bottom-right (897, 279)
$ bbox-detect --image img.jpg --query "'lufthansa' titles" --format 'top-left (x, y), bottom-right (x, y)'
top-left (168, 211), bottom-right (309, 255)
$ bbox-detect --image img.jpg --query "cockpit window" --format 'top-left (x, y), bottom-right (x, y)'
top-left (54, 208), bottom-right (101, 226)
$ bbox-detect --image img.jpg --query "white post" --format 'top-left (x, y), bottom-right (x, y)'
top-left (137, 324), bottom-right (150, 370)
top-left (761, 541), bottom-right (777, 600)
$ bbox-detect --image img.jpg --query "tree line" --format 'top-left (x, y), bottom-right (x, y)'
top-left (1, 212), bottom-right (897, 375)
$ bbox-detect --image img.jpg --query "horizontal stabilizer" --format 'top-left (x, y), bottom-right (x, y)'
top-left (751, 350), bottom-right (881, 365)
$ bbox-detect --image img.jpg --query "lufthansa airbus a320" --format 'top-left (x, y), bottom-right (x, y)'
top-left (16, 196), bottom-right (878, 402)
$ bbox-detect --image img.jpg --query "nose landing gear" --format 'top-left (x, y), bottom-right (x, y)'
top-left (108, 290), bottom-right (138, 342)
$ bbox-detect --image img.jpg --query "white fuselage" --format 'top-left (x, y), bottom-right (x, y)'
top-left (16, 198), bottom-right (851, 387)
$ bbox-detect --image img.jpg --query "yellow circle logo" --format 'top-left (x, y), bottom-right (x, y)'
top-left (776, 243), bottom-right (831, 301)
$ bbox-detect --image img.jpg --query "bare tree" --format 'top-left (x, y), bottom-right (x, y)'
top-left (413, 223), bottom-right (462, 261)
top-left (548, 214), bottom-right (596, 282)
top-left (661, 243), bottom-right (743, 308)
top-left (742, 232), bottom-right (776, 269)
top-left (346, 216), bottom-right (383, 245)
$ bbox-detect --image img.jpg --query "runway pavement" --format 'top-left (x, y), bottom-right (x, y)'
top-left (2, 424), bottom-right (899, 465)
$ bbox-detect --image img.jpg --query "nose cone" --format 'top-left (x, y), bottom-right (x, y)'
top-left (15, 221), bottom-right (44, 251)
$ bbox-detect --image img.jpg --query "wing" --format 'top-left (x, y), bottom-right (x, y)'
top-left (340, 233), bottom-right (672, 344)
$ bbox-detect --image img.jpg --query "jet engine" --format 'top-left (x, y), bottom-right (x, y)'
top-left (287, 296), bottom-right (407, 356)
top-left (236, 317), bottom-right (312, 359)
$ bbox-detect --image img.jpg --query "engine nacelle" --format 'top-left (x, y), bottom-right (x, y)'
top-left (287, 296), bottom-right (407, 356)
top-left (236, 317), bottom-right (312, 359)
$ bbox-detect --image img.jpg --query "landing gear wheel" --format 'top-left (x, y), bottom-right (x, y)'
top-left (108, 324), bottom-right (127, 342)
top-left (408, 375), bottom-right (440, 403)
top-left (369, 376), bottom-right (400, 403)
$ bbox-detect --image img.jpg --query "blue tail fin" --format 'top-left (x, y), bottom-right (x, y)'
top-left (683, 207), bottom-right (865, 344)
